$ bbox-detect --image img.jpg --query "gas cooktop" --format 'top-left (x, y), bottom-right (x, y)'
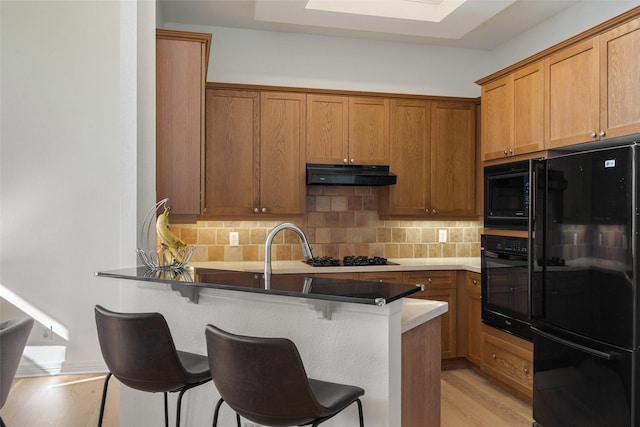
top-left (305, 256), bottom-right (398, 267)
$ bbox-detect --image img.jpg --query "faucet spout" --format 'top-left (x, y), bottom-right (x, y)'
top-left (264, 223), bottom-right (313, 280)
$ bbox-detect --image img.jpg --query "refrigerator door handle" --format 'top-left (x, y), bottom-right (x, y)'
top-left (532, 327), bottom-right (624, 360)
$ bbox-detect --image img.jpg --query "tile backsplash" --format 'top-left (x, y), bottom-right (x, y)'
top-left (172, 186), bottom-right (482, 262)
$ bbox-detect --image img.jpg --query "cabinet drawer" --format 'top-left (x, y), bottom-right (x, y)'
top-left (482, 329), bottom-right (533, 398)
top-left (358, 271), bottom-right (404, 283)
top-left (403, 270), bottom-right (455, 291)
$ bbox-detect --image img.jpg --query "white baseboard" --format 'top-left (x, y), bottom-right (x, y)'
top-left (17, 360), bottom-right (107, 378)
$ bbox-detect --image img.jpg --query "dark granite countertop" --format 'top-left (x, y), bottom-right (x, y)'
top-left (96, 266), bottom-right (423, 305)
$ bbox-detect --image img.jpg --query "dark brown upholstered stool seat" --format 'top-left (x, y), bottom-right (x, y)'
top-left (94, 305), bottom-right (211, 427)
top-left (0, 317), bottom-right (34, 427)
top-left (205, 324), bottom-right (365, 427)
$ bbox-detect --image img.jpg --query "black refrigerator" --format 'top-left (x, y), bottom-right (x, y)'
top-left (532, 144), bottom-right (640, 427)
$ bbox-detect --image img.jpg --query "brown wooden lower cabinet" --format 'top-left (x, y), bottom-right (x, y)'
top-left (404, 270), bottom-right (457, 359)
top-left (481, 324), bottom-right (533, 404)
top-left (402, 316), bottom-right (441, 427)
top-left (466, 271), bottom-right (482, 366)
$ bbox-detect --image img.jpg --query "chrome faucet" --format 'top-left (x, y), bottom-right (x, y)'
top-left (264, 223), bottom-right (313, 281)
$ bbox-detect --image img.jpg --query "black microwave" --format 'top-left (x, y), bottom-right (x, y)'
top-left (484, 159), bottom-right (542, 229)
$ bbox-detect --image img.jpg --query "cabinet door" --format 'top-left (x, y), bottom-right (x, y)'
top-left (482, 326), bottom-right (533, 400)
top-left (418, 289), bottom-right (457, 359)
top-left (430, 101), bottom-right (476, 217)
top-left (382, 99), bottom-right (431, 216)
top-left (358, 271), bottom-right (404, 283)
top-left (204, 89), bottom-right (259, 216)
top-left (513, 61), bottom-right (545, 155)
top-left (404, 271), bottom-right (456, 359)
top-left (306, 94), bottom-right (349, 164)
top-left (156, 31), bottom-right (209, 216)
top-left (260, 92), bottom-right (306, 215)
top-left (600, 17), bottom-right (640, 139)
top-left (466, 272), bottom-right (482, 366)
top-left (547, 39), bottom-right (600, 148)
top-left (481, 75), bottom-right (513, 161)
top-left (349, 97), bottom-right (390, 165)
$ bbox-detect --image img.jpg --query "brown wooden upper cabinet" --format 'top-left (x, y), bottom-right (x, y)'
top-left (547, 17), bottom-right (640, 148)
top-left (481, 61), bottom-right (545, 162)
top-left (156, 29), bottom-right (210, 217)
top-left (546, 39), bottom-right (600, 148)
top-left (203, 89), bottom-right (306, 217)
top-left (306, 94), bottom-right (389, 165)
top-left (479, 13), bottom-right (640, 158)
top-left (381, 99), bottom-right (476, 217)
top-left (600, 18), bottom-right (640, 139)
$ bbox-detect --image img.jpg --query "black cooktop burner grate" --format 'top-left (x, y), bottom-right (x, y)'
top-left (305, 256), bottom-right (391, 267)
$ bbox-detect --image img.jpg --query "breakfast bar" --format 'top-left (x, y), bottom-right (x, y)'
top-left (97, 266), bottom-right (447, 426)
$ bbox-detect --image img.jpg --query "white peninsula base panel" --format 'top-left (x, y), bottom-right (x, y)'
top-left (115, 281), bottom-right (446, 426)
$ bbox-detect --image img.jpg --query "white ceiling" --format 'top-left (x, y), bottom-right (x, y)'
top-left (158, 0), bottom-right (582, 49)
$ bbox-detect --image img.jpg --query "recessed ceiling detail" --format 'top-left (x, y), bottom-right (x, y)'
top-left (305, 0), bottom-right (466, 23)
top-left (254, 0), bottom-right (518, 40)
top-left (158, 0), bottom-right (582, 49)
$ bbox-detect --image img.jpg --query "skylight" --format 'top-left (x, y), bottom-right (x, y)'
top-left (305, 0), bottom-right (467, 23)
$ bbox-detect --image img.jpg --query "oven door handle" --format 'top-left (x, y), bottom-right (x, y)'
top-left (531, 327), bottom-right (624, 360)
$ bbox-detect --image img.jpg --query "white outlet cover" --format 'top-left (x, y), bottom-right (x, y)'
top-left (438, 229), bottom-right (447, 243)
top-left (230, 232), bottom-right (239, 246)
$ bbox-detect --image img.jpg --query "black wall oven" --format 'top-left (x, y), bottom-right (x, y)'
top-left (481, 234), bottom-right (538, 341)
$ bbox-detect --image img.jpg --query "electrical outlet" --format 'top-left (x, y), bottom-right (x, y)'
top-left (438, 229), bottom-right (447, 243)
top-left (229, 232), bottom-right (239, 246)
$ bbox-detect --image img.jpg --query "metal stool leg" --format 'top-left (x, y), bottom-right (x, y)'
top-left (176, 388), bottom-right (188, 427)
top-left (357, 398), bottom-right (364, 427)
top-left (97, 373), bottom-right (112, 427)
top-left (163, 392), bottom-right (169, 427)
top-left (212, 398), bottom-right (224, 427)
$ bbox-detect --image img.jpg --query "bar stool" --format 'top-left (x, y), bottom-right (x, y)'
top-left (94, 305), bottom-right (211, 427)
top-left (0, 317), bottom-right (34, 427)
top-left (205, 324), bottom-right (365, 427)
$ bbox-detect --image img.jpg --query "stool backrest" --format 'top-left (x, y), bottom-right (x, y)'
top-left (95, 305), bottom-right (189, 392)
top-left (205, 325), bottom-right (323, 426)
top-left (0, 317), bottom-right (34, 408)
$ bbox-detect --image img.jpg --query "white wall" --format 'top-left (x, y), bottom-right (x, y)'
top-left (487, 1), bottom-right (640, 77)
top-left (165, 1), bottom-right (640, 98)
top-left (0, 0), bottom-right (152, 375)
top-left (167, 22), bottom-right (488, 97)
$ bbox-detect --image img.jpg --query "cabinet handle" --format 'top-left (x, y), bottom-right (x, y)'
top-left (432, 209), bottom-right (437, 214)
top-left (508, 149), bottom-right (513, 154)
top-left (523, 367), bottom-right (529, 375)
top-left (492, 353), bottom-right (497, 359)
top-left (261, 207), bottom-right (267, 213)
top-left (503, 150), bottom-right (508, 155)
top-left (427, 278), bottom-right (433, 283)
top-left (591, 131), bottom-right (597, 138)
top-left (599, 130), bottom-right (606, 137)
top-left (343, 158), bottom-right (348, 164)
top-left (426, 209), bottom-right (431, 214)
top-left (350, 158), bottom-right (355, 164)
top-left (473, 279), bottom-right (478, 285)
top-left (253, 208), bottom-right (259, 213)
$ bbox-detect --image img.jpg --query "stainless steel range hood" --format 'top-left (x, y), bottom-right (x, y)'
top-left (306, 163), bottom-right (397, 186)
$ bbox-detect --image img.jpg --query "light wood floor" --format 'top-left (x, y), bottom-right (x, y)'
top-left (0, 369), bottom-right (531, 426)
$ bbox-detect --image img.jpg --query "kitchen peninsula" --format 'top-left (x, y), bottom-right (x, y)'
top-left (97, 264), bottom-right (450, 427)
